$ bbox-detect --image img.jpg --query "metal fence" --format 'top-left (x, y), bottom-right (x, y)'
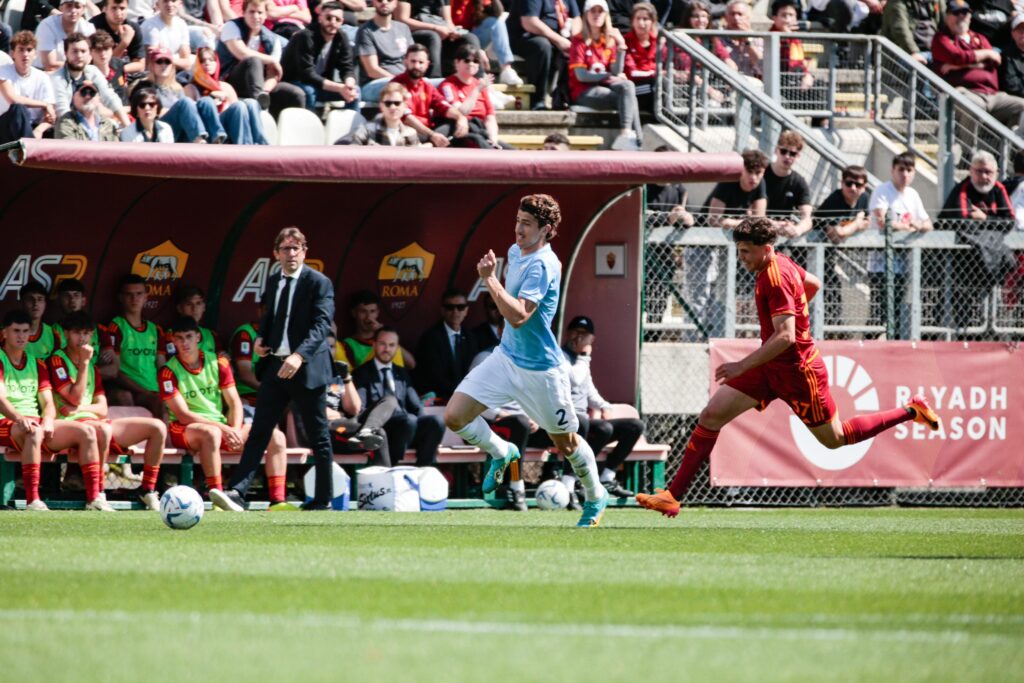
top-left (639, 208), bottom-right (1024, 506)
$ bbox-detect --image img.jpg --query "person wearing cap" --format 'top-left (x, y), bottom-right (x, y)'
top-left (569, 0), bottom-right (643, 150)
top-left (932, 0), bottom-right (1024, 131)
top-left (0, 31), bottom-right (57, 142)
top-left (55, 78), bottom-right (121, 139)
top-left (34, 0), bottom-right (96, 72)
top-left (137, 44), bottom-right (230, 142)
top-left (561, 315), bottom-right (642, 499)
top-left (51, 32), bottom-right (131, 128)
top-left (998, 14), bottom-right (1024, 99)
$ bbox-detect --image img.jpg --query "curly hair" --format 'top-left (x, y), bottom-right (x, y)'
top-left (519, 194), bottom-right (562, 240)
top-left (732, 217), bottom-right (777, 245)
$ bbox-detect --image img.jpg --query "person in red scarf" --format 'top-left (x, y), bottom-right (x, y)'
top-left (185, 46), bottom-right (269, 143)
top-left (569, 0), bottom-right (642, 149)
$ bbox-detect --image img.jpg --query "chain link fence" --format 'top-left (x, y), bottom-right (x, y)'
top-left (640, 207), bottom-right (1024, 506)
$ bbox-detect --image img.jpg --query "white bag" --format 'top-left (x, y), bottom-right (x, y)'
top-left (303, 462), bottom-right (351, 511)
top-left (356, 466), bottom-right (449, 511)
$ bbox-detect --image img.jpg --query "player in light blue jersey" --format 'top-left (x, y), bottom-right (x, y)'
top-left (445, 194), bottom-right (610, 527)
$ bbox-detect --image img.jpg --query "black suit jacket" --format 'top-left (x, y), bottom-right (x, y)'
top-left (471, 321), bottom-right (501, 353)
top-left (413, 321), bottom-right (477, 400)
top-left (259, 266), bottom-right (334, 389)
top-left (352, 361), bottom-right (421, 418)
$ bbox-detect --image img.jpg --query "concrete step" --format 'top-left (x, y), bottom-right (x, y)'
top-left (500, 133), bottom-right (605, 150)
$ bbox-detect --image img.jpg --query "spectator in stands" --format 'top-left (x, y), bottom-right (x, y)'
top-left (19, 281), bottom-right (59, 358)
top-left (91, 0), bottom-right (146, 75)
top-left (706, 147), bottom-right (768, 227)
top-left (562, 315), bottom-right (640, 498)
top-left (470, 291), bottom-right (502, 350)
top-left (356, 0), bottom-right (415, 103)
top-left (999, 15), bottom-right (1024, 99)
top-left (338, 289), bottom-right (417, 368)
top-left (35, 0), bottom-right (96, 71)
top-left (1003, 148), bottom-right (1024, 230)
top-left (765, 129), bottom-right (813, 237)
top-left (932, 0), bottom-right (1024, 132)
top-left (542, 131), bottom-right (570, 149)
top-left (140, 0), bottom-right (195, 70)
top-left (340, 80), bottom-right (420, 142)
top-left (868, 151), bottom-right (932, 337)
top-left (722, 0), bottom-right (763, 80)
top-left (450, 0), bottom-right (525, 86)
top-left (265, 0), bottom-right (312, 39)
top-left (138, 45), bottom-right (228, 141)
top-left (394, 43), bottom-right (480, 146)
top-left (51, 32), bottom-right (131, 127)
top-left (623, 2), bottom-right (659, 112)
top-left (395, 0), bottom-right (481, 78)
top-left (809, 0), bottom-right (882, 34)
top-left (281, 1), bottom-right (360, 111)
top-left (120, 85), bottom-right (175, 141)
top-left (769, 0), bottom-right (815, 98)
top-left (218, 0), bottom-right (307, 114)
top-left (55, 78), bottom-right (121, 139)
top-left (185, 47), bottom-right (270, 143)
top-left (967, 0), bottom-right (1013, 51)
top-left (646, 146), bottom-right (694, 226)
top-left (229, 303), bottom-right (264, 402)
top-left (352, 327), bottom-right (444, 466)
top-left (569, 0), bottom-right (643, 151)
top-left (106, 273), bottom-right (167, 416)
top-left (414, 287), bottom-right (478, 403)
top-left (814, 164), bottom-right (870, 322)
top-left (0, 31), bottom-right (57, 142)
top-left (439, 44), bottom-right (502, 147)
top-left (90, 31), bottom-right (130, 106)
top-left (881, 0), bottom-right (939, 63)
top-left (672, 1), bottom-right (733, 105)
top-left (508, 0), bottom-right (581, 109)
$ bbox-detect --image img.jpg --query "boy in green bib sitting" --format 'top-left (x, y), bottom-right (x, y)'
top-left (106, 274), bottom-right (168, 418)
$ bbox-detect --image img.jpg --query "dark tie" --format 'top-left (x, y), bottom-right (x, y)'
top-left (381, 366), bottom-right (396, 396)
top-left (453, 333), bottom-right (463, 365)
top-left (268, 276), bottom-right (292, 351)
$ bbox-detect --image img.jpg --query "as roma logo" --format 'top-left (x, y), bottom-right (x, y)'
top-left (377, 242), bottom-right (435, 319)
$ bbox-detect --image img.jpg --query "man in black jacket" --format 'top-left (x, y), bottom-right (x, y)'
top-left (414, 288), bottom-right (478, 402)
top-left (282, 1), bottom-right (360, 111)
top-left (353, 327), bottom-right (444, 466)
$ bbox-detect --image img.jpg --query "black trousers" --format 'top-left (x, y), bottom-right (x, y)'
top-left (229, 356), bottom-right (333, 502)
top-left (412, 28), bottom-right (480, 78)
top-left (585, 417), bottom-right (645, 472)
top-left (381, 409), bottom-right (445, 467)
top-left (328, 394), bottom-right (399, 466)
top-left (226, 57), bottom-right (307, 116)
top-left (509, 34), bottom-right (568, 108)
top-left (0, 104), bottom-right (33, 144)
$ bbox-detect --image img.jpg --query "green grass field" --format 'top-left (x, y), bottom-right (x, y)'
top-left (2, 507), bottom-right (1022, 682)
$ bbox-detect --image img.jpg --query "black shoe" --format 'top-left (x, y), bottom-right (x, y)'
top-left (347, 428), bottom-right (385, 452)
top-left (256, 91), bottom-right (271, 110)
top-left (508, 487), bottom-right (527, 512)
top-left (300, 499), bottom-right (331, 511)
top-left (226, 489), bottom-right (249, 511)
top-left (603, 480), bottom-right (635, 499)
top-left (566, 490), bottom-right (582, 512)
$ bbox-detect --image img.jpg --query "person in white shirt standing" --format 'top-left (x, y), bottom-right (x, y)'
top-left (34, 0), bottom-right (96, 71)
top-left (0, 31), bottom-right (57, 142)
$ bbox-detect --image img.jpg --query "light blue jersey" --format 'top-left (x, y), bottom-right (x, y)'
top-left (499, 243), bottom-right (563, 371)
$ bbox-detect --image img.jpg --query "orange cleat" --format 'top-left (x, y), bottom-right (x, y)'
top-left (906, 393), bottom-right (941, 431)
top-left (635, 488), bottom-right (681, 518)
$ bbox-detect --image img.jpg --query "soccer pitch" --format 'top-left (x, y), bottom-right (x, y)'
top-left (2, 508), bottom-right (1022, 682)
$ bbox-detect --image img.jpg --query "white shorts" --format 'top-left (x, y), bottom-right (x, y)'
top-left (455, 347), bottom-right (580, 435)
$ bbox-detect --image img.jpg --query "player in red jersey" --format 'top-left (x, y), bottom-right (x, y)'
top-left (637, 217), bottom-right (942, 518)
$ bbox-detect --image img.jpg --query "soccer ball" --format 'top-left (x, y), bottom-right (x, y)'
top-left (159, 486), bottom-right (204, 530)
top-left (535, 480), bottom-right (570, 510)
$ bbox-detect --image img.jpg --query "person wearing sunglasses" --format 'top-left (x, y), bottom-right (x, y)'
top-left (813, 165), bottom-right (870, 326)
top-left (341, 80), bottom-right (420, 144)
top-left (764, 129), bottom-right (813, 238)
top-left (413, 288), bottom-right (479, 403)
top-left (120, 85), bottom-right (174, 141)
top-left (55, 78), bottom-right (120, 140)
top-left (439, 44), bottom-right (502, 148)
top-left (281, 2), bottom-right (360, 112)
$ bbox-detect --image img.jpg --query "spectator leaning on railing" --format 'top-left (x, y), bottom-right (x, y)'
top-left (814, 164), bottom-right (871, 322)
top-left (764, 129), bottom-right (813, 238)
top-left (705, 148), bottom-right (768, 228)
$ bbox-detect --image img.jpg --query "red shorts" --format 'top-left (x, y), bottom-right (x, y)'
top-left (0, 418), bottom-right (57, 456)
top-left (726, 350), bottom-right (837, 427)
top-left (168, 422), bottom-right (191, 450)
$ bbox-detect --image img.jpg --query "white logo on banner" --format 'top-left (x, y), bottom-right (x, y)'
top-left (791, 355), bottom-right (878, 471)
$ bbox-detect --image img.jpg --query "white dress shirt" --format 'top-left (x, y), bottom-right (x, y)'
top-left (273, 265), bottom-right (303, 356)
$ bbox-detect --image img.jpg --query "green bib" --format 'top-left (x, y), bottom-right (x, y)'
top-left (342, 336), bottom-right (374, 367)
top-left (113, 316), bottom-right (160, 392)
top-left (52, 349), bottom-right (99, 421)
top-left (199, 327), bottom-right (217, 356)
top-left (0, 350), bottom-right (41, 418)
top-left (26, 323), bottom-right (56, 359)
top-left (231, 323), bottom-right (261, 396)
top-left (165, 353), bottom-right (226, 425)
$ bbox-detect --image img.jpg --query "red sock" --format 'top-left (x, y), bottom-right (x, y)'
top-left (142, 465), bottom-right (160, 492)
top-left (206, 474), bottom-right (223, 492)
top-left (668, 425), bottom-right (719, 500)
top-left (81, 462), bottom-right (101, 503)
top-left (842, 408), bottom-right (912, 445)
top-left (22, 463), bottom-right (41, 504)
top-left (268, 475), bottom-right (286, 504)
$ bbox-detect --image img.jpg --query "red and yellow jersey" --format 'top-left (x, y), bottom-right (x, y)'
top-left (439, 76), bottom-right (494, 120)
top-left (755, 253), bottom-right (816, 366)
top-left (568, 35), bottom-right (617, 102)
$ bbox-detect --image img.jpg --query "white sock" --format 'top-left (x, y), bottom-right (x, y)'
top-left (564, 440), bottom-right (603, 501)
top-left (510, 479), bottom-right (525, 493)
top-left (600, 468), bottom-right (616, 484)
top-left (455, 417), bottom-right (509, 459)
top-left (560, 474), bottom-right (577, 490)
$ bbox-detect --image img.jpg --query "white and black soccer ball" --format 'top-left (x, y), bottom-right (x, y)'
top-left (159, 485), bottom-right (204, 530)
top-left (535, 480), bottom-right (570, 510)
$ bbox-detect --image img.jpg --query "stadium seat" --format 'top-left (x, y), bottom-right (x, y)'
top-left (324, 109), bottom-right (359, 145)
top-left (2, 0), bottom-right (26, 32)
top-left (260, 110), bottom-right (279, 145)
top-left (276, 108), bottom-right (325, 145)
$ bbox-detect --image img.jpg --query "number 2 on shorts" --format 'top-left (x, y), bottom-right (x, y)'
top-left (555, 408), bottom-right (569, 428)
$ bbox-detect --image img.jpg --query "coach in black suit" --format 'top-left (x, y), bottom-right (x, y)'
top-left (352, 327), bottom-right (444, 467)
top-left (227, 227), bottom-right (336, 509)
top-left (414, 288), bottom-right (478, 401)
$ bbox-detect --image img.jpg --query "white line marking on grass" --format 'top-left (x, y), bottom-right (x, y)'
top-left (0, 609), bottom-right (1019, 645)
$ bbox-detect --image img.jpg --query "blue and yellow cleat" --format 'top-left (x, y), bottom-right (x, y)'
top-left (482, 444), bottom-right (521, 494)
top-left (576, 488), bottom-right (609, 528)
